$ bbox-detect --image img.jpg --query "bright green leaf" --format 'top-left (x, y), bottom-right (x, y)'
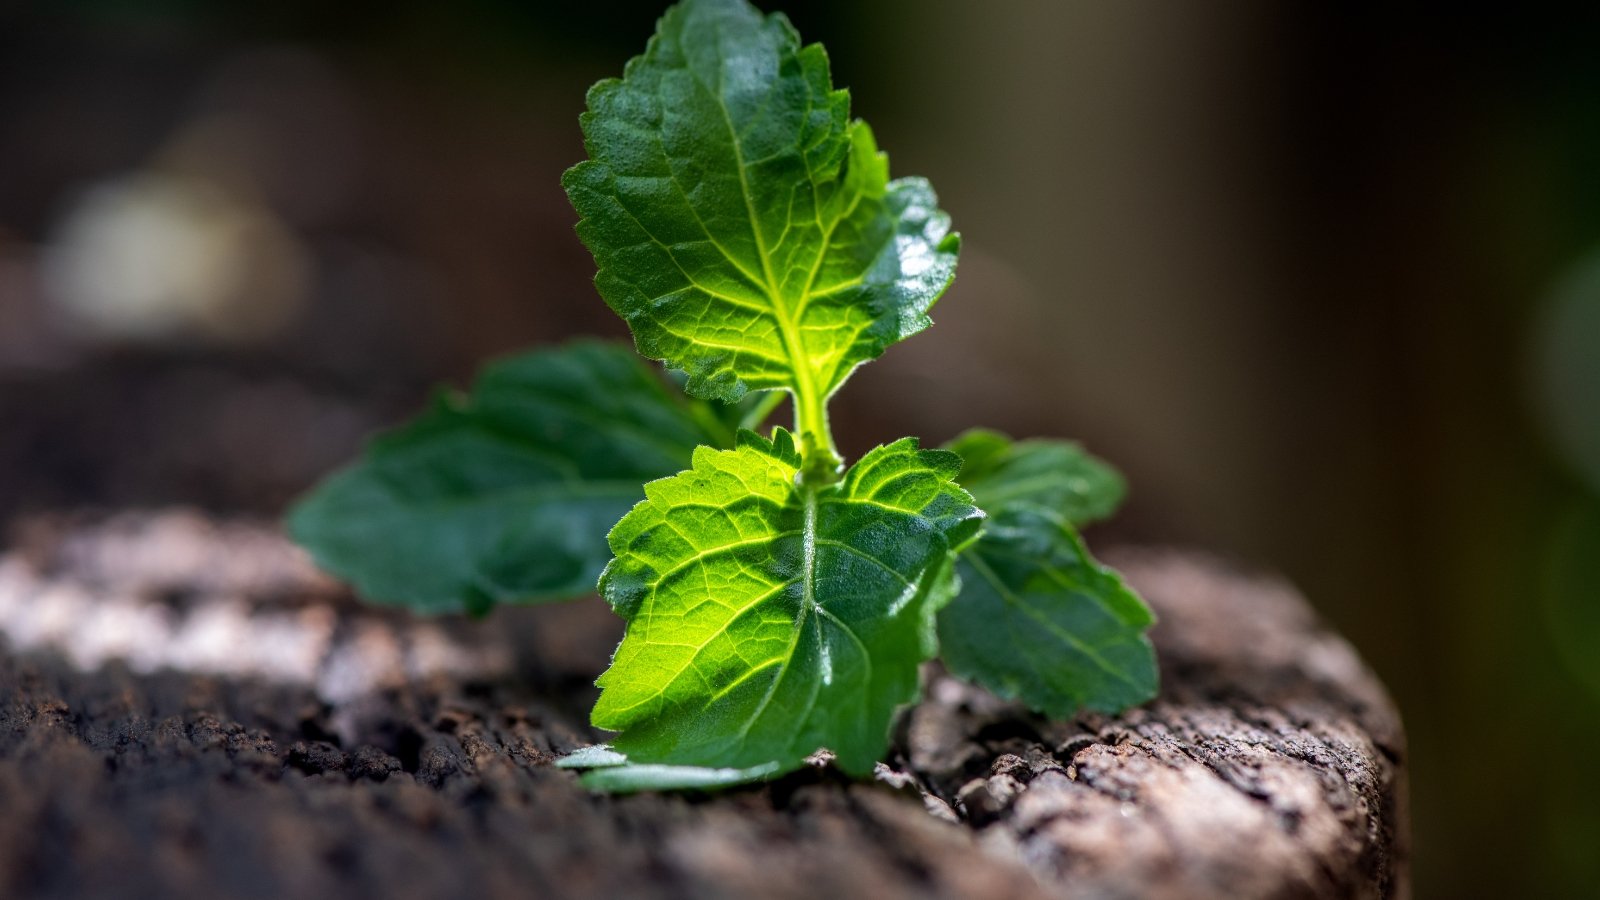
top-left (593, 428), bottom-right (980, 777)
top-left (939, 431), bottom-right (1156, 718)
top-left (287, 342), bottom-right (733, 614)
top-left (946, 428), bottom-right (1126, 526)
top-left (563, 0), bottom-right (959, 463)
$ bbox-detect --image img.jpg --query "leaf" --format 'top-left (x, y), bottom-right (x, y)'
top-left (593, 428), bottom-right (980, 777)
top-left (945, 428), bottom-right (1126, 526)
top-left (287, 342), bottom-right (733, 614)
top-left (941, 510), bottom-right (1157, 718)
top-left (580, 760), bottom-right (787, 793)
top-left (563, 0), bottom-right (959, 457)
top-left (554, 744), bottom-right (629, 769)
top-left (556, 744), bottom-right (787, 793)
top-left (939, 431), bottom-right (1156, 718)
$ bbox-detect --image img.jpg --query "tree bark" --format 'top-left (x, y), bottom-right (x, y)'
top-left (0, 511), bottom-right (1407, 900)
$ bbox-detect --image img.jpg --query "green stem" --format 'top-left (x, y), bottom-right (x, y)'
top-left (794, 384), bottom-right (842, 486)
top-left (738, 391), bottom-right (787, 432)
top-left (687, 398), bottom-right (737, 449)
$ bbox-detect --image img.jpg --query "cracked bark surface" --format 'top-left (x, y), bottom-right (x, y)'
top-left (0, 511), bottom-right (1407, 900)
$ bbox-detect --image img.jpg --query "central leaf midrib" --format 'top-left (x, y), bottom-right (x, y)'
top-left (701, 29), bottom-right (821, 430)
top-left (731, 485), bottom-right (820, 753)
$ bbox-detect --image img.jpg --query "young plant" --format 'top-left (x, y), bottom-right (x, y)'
top-left (290, 0), bottom-right (1156, 792)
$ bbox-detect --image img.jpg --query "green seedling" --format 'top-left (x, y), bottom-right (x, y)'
top-left (291, 0), bottom-right (1156, 792)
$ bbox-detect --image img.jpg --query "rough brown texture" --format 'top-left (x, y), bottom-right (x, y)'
top-left (0, 511), bottom-right (1407, 900)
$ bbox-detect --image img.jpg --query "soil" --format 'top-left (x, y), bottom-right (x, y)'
top-left (0, 511), bottom-right (1407, 900)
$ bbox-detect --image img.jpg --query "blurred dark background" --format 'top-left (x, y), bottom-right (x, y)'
top-left (2, 2), bottom-right (1598, 896)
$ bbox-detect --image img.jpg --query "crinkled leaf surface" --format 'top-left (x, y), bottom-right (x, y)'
top-left (288, 342), bottom-right (731, 614)
top-left (940, 432), bottom-right (1157, 718)
top-left (594, 428), bottom-right (980, 776)
top-left (563, 0), bottom-right (959, 435)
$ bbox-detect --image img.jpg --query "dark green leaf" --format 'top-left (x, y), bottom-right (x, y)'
top-left (593, 428), bottom-right (980, 777)
top-left (287, 341), bottom-right (732, 614)
top-left (942, 508), bottom-right (1157, 718)
top-left (946, 428), bottom-right (1126, 526)
top-left (940, 431), bottom-right (1156, 718)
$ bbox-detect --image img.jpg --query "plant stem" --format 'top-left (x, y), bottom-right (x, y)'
top-left (794, 385), bottom-right (842, 486)
top-left (738, 391), bottom-right (787, 432)
top-left (686, 397), bottom-right (737, 449)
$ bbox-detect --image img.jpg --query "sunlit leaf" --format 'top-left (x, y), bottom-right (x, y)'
top-left (564, 0), bottom-right (958, 460)
top-left (593, 428), bottom-right (979, 775)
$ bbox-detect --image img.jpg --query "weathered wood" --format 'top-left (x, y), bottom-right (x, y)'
top-left (0, 511), bottom-right (1407, 899)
